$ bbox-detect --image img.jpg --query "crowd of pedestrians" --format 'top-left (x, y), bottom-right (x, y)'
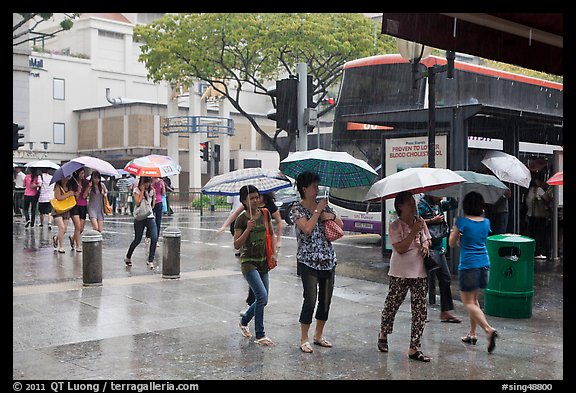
top-left (18, 162), bottom-right (566, 362)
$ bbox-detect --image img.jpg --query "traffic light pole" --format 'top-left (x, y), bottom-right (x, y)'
top-left (297, 63), bottom-right (307, 152)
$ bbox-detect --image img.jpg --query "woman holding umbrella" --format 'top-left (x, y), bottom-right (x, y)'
top-left (124, 176), bottom-right (158, 269)
top-left (378, 191), bottom-right (432, 362)
top-left (68, 168), bottom-right (89, 252)
top-left (290, 171), bottom-right (343, 353)
top-left (235, 185), bottom-right (276, 346)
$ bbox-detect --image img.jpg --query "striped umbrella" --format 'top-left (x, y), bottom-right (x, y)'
top-left (279, 148), bottom-right (378, 188)
top-left (201, 168), bottom-right (292, 196)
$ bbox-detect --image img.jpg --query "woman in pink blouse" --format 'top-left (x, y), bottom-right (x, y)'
top-left (68, 168), bottom-right (89, 252)
top-left (378, 191), bottom-right (432, 362)
top-left (23, 168), bottom-right (41, 228)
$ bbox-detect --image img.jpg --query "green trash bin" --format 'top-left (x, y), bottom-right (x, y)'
top-left (484, 234), bottom-right (535, 318)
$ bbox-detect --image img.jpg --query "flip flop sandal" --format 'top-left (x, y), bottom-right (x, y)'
top-left (313, 337), bottom-right (332, 347)
top-left (461, 335), bottom-right (478, 345)
top-left (441, 317), bottom-right (462, 323)
top-left (408, 350), bottom-right (431, 362)
top-left (300, 342), bottom-right (313, 353)
top-left (254, 337), bottom-right (274, 346)
top-left (52, 236), bottom-right (58, 249)
top-left (239, 322), bottom-right (252, 338)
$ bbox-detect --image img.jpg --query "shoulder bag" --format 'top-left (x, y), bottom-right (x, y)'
top-left (133, 193), bottom-right (153, 221)
top-left (103, 194), bottom-right (113, 215)
top-left (50, 186), bottom-right (76, 214)
top-left (420, 231), bottom-right (441, 273)
top-left (424, 249), bottom-right (441, 273)
top-left (323, 218), bottom-right (343, 242)
top-left (262, 208), bottom-right (277, 270)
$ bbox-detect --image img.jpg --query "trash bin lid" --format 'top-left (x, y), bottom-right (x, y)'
top-left (487, 234), bottom-right (534, 243)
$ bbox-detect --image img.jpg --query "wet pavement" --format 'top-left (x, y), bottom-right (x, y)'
top-left (12, 212), bottom-right (564, 383)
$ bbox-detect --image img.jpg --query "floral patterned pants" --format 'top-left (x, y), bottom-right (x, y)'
top-left (380, 276), bottom-right (428, 350)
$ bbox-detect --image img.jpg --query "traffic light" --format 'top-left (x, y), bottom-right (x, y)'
top-left (213, 144), bottom-right (220, 162)
top-left (200, 141), bottom-right (210, 162)
top-left (266, 77), bottom-right (298, 132)
top-left (12, 123), bottom-right (25, 150)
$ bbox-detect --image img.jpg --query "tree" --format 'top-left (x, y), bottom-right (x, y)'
top-left (13, 13), bottom-right (80, 47)
top-left (134, 13), bottom-right (395, 160)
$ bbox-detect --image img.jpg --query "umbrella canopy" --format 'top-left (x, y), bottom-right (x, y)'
top-left (279, 148), bottom-right (378, 188)
top-left (26, 160), bottom-right (60, 170)
top-left (201, 168), bottom-right (292, 196)
top-left (124, 154), bottom-right (181, 178)
top-left (547, 171), bottom-right (563, 186)
top-left (426, 170), bottom-right (510, 204)
top-left (363, 167), bottom-right (466, 201)
top-left (51, 156), bottom-right (119, 184)
top-left (481, 150), bottom-right (531, 188)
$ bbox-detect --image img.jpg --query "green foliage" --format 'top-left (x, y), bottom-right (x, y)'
top-left (192, 195), bottom-right (229, 209)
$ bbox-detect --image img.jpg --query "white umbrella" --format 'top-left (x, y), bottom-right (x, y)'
top-left (26, 160), bottom-right (60, 170)
top-left (426, 170), bottom-right (510, 204)
top-left (201, 168), bottom-right (292, 196)
top-left (363, 167), bottom-right (466, 201)
top-left (279, 148), bottom-right (378, 188)
top-left (481, 151), bottom-right (531, 189)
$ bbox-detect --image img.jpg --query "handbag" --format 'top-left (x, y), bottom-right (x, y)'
top-left (103, 194), bottom-right (112, 215)
top-left (428, 220), bottom-right (449, 239)
top-left (424, 249), bottom-right (441, 273)
top-left (323, 219), bottom-right (343, 242)
top-left (262, 208), bottom-right (277, 270)
top-left (162, 194), bottom-right (168, 214)
top-left (133, 197), bottom-right (153, 221)
top-left (50, 186), bottom-right (76, 214)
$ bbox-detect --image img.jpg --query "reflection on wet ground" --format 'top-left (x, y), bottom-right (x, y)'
top-left (13, 213), bottom-right (563, 381)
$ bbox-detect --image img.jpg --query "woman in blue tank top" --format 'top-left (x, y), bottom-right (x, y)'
top-left (449, 191), bottom-right (498, 353)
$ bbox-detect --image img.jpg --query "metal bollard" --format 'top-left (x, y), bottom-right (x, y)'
top-left (162, 227), bottom-right (181, 279)
top-left (82, 230), bottom-right (103, 287)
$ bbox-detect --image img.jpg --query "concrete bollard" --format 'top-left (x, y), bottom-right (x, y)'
top-left (82, 230), bottom-right (103, 287)
top-left (162, 227), bottom-right (181, 279)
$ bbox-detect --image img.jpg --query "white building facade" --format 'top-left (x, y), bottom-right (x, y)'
top-left (12, 13), bottom-right (280, 191)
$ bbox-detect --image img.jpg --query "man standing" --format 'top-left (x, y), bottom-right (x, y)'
top-left (114, 174), bottom-right (132, 215)
top-left (418, 194), bottom-right (462, 323)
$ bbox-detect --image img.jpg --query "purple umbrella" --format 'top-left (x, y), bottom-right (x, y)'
top-left (50, 156), bottom-right (119, 184)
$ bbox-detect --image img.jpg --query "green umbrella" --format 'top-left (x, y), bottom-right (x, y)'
top-left (426, 170), bottom-right (509, 204)
top-left (279, 148), bottom-right (378, 188)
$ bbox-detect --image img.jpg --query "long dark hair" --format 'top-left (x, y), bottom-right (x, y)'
top-left (90, 171), bottom-right (104, 194)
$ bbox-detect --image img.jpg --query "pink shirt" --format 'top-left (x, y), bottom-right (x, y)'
top-left (388, 218), bottom-right (431, 279)
top-left (153, 179), bottom-right (164, 203)
top-left (75, 180), bottom-right (89, 207)
top-left (23, 174), bottom-right (40, 197)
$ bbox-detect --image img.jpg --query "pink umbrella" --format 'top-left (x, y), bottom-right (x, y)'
top-left (547, 171), bottom-right (563, 186)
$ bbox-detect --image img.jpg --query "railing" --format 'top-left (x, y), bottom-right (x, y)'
top-left (12, 190), bottom-right (232, 217)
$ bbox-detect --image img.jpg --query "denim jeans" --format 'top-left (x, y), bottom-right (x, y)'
top-left (299, 263), bottom-right (335, 325)
top-left (127, 217), bottom-right (158, 262)
top-left (241, 269), bottom-right (269, 339)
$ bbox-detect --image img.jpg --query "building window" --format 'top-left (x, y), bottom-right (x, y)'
top-left (53, 123), bottom-right (65, 144)
top-left (53, 78), bottom-right (65, 100)
top-left (243, 159), bottom-right (262, 169)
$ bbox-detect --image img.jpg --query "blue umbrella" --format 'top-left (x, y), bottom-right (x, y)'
top-left (50, 156), bottom-right (119, 184)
